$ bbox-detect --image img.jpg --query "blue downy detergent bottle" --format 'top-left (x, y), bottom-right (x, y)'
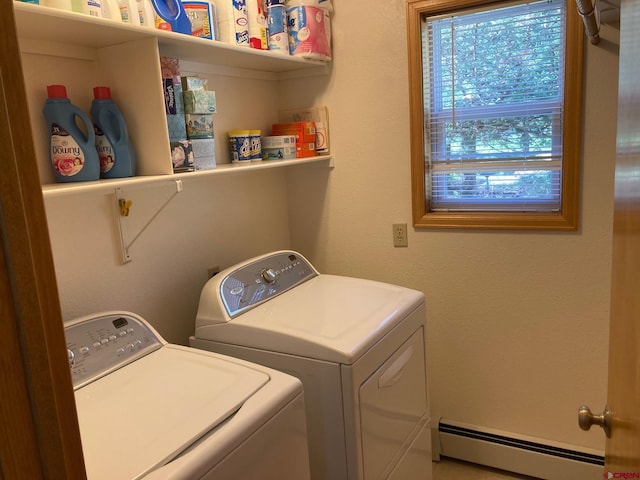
top-left (42, 85), bottom-right (100, 183)
top-left (90, 87), bottom-right (136, 179)
top-left (151, 0), bottom-right (192, 34)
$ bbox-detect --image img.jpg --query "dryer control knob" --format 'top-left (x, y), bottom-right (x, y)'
top-left (261, 268), bottom-right (277, 284)
top-left (67, 348), bottom-right (75, 367)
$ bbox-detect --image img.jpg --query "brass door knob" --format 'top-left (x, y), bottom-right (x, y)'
top-left (578, 404), bottom-right (611, 438)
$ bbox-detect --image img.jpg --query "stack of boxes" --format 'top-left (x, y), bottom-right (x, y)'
top-left (183, 76), bottom-right (216, 171)
top-left (161, 57), bottom-right (217, 173)
top-left (271, 121), bottom-right (316, 158)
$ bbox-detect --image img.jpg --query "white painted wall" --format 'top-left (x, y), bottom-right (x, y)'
top-left (45, 170), bottom-right (291, 343)
top-left (38, 0), bottom-right (618, 458)
top-left (283, 1), bottom-right (619, 454)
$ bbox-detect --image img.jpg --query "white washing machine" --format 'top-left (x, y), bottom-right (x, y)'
top-left (65, 311), bottom-right (311, 480)
top-left (189, 251), bottom-right (432, 480)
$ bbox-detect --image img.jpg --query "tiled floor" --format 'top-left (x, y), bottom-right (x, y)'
top-left (433, 457), bottom-right (539, 479)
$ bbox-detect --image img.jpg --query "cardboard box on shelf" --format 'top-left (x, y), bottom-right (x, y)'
top-left (272, 121), bottom-right (316, 158)
top-left (278, 106), bottom-right (330, 154)
top-left (186, 114), bottom-right (214, 139)
top-left (170, 140), bottom-right (194, 173)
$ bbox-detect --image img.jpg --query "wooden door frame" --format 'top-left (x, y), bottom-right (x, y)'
top-left (604, 0), bottom-right (640, 472)
top-left (0, 2), bottom-right (86, 478)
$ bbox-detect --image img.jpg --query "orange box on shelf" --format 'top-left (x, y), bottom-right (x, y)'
top-left (271, 121), bottom-right (316, 158)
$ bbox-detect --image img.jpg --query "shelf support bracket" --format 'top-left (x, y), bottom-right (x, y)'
top-left (115, 179), bottom-right (183, 264)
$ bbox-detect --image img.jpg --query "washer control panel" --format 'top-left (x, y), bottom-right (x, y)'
top-left (220, 251), bottom-right (317, 318)
top-left (64, 312), bottom-right (162, 389)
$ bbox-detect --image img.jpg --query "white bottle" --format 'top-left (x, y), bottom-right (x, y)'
top-left (81, 0), bottom-right (103, 16)
top-left (118, 0), bottom-right (141, 25)
top-left (39, 0), bottom-right (74, 10)
top-left (136, 0), bottom-right (156, 27)
top-left (102, 0), bottom-right (123, 21)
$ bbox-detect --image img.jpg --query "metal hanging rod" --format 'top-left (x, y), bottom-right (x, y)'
top-left (576, 0), bottom-right (600, 45)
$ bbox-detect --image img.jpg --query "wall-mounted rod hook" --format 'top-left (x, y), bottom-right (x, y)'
top-left (115, 179), bottom-right (184, 263)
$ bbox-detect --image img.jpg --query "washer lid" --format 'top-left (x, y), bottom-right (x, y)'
top-left (195, 275), bottom-right (424, 364)
top-left (75, 345), bottom-right (269, 480)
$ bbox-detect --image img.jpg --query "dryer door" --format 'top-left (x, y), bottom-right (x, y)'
top-left (359, 328), bottom-right (428, 479)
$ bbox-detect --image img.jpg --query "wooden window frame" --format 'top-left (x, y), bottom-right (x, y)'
top-left (406, 0), bottom-right (584, 230)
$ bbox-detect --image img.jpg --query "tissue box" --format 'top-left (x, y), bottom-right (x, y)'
top-left (160, 56), bottom-right (180, 79)
top-left (183, 90), bottom-right (217, 114)
top-left (186, 114), bottom-right (214, 139)
top-left (181, 76), bottom-right (207, 91)
top-left (167, 115), bottom-right (187, 142)
top-left (163, 78), bottom-right (184, 115)
top-left (195, 156), bottom-right (216, 170)
top-left (170, 140), bottom-right (194, 173)
top-left (191, 139), bottom-right (216, 170)
top-left (191, 138), bottom-right (215, 157)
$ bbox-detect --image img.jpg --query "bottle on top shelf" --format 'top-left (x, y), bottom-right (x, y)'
top-left (90, 86), bottom-right (136, 179)
top-left (151, 0), bottom-right (192, 34)
top-left (117, 0), bottom-right (141, 25)
top-left (42, 84), bottom-right (100, 183)
top-left (136, 0), bottom-right (156, 27)
top-left (101, 0), bottom-right (123, 20)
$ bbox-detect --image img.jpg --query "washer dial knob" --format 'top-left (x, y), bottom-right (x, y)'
top-left (261, 268), bottom-right (277, 284)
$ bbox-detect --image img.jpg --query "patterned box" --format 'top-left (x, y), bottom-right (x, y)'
top-left (170, 140), bottom-right (194, 173)
top-left (191, 139), bottom-right (216, 170)
top-left (183, 90), bottom-right (217, 114)
top-left (164, 78), bottom-right (184, 115)
top-left (186, 114), bottom-right (214, 139)
top-left (167, 114), bottom-right (187, 142)
top-left (180, 76), bottom-right (207, 91)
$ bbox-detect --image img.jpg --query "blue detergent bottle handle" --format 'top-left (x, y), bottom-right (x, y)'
top-left (150, 0), bottom-right (192, 34)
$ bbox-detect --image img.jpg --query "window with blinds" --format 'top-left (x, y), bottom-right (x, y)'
top-left (422, 0), bottom-right (567, 213)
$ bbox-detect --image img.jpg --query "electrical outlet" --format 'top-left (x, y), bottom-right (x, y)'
top-left (392, 223), bottom-right (408, 247)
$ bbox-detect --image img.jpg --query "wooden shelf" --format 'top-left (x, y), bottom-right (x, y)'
top-left (14, 2), bottom-right (333, 197)
top-left (41, 155), bottom-right (333, 197)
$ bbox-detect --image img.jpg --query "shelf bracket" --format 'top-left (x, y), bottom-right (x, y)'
top-left (115, 179), bottom-right (183, 263)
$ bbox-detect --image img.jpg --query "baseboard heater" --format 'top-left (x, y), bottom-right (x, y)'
top-left (437, 421), bottom-right (604, 480)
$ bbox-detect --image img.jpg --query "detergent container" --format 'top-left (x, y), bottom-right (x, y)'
top-left (90, 86), bottom-right (136, 179)
top-left (152, 0), bottom-right (192, 34)
top-left (42, 85), bottom-right (99, 183)
top-left (42, 85), bottom-right (100, 182)
top-left (182, 0), bottom-right (217, 39)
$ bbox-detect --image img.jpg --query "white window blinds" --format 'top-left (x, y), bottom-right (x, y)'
top-left (422, 0), bottom-right (566, 212)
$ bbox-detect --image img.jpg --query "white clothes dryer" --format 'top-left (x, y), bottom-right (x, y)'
top-left (190, 251), bottom-right (432, 480)
top-left (65, 311), bottom-right (311, 480)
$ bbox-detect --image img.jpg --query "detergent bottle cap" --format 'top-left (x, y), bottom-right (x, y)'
top-left (93, 86), bottom-right (112, 100)
top-left (47, 85), bottom-right (67, 98)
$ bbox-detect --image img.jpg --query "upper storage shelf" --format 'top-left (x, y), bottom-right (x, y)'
top-left (13, 2), bottom-right (328, 73)
top-left (14, 1), bottom-right (332, 196)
